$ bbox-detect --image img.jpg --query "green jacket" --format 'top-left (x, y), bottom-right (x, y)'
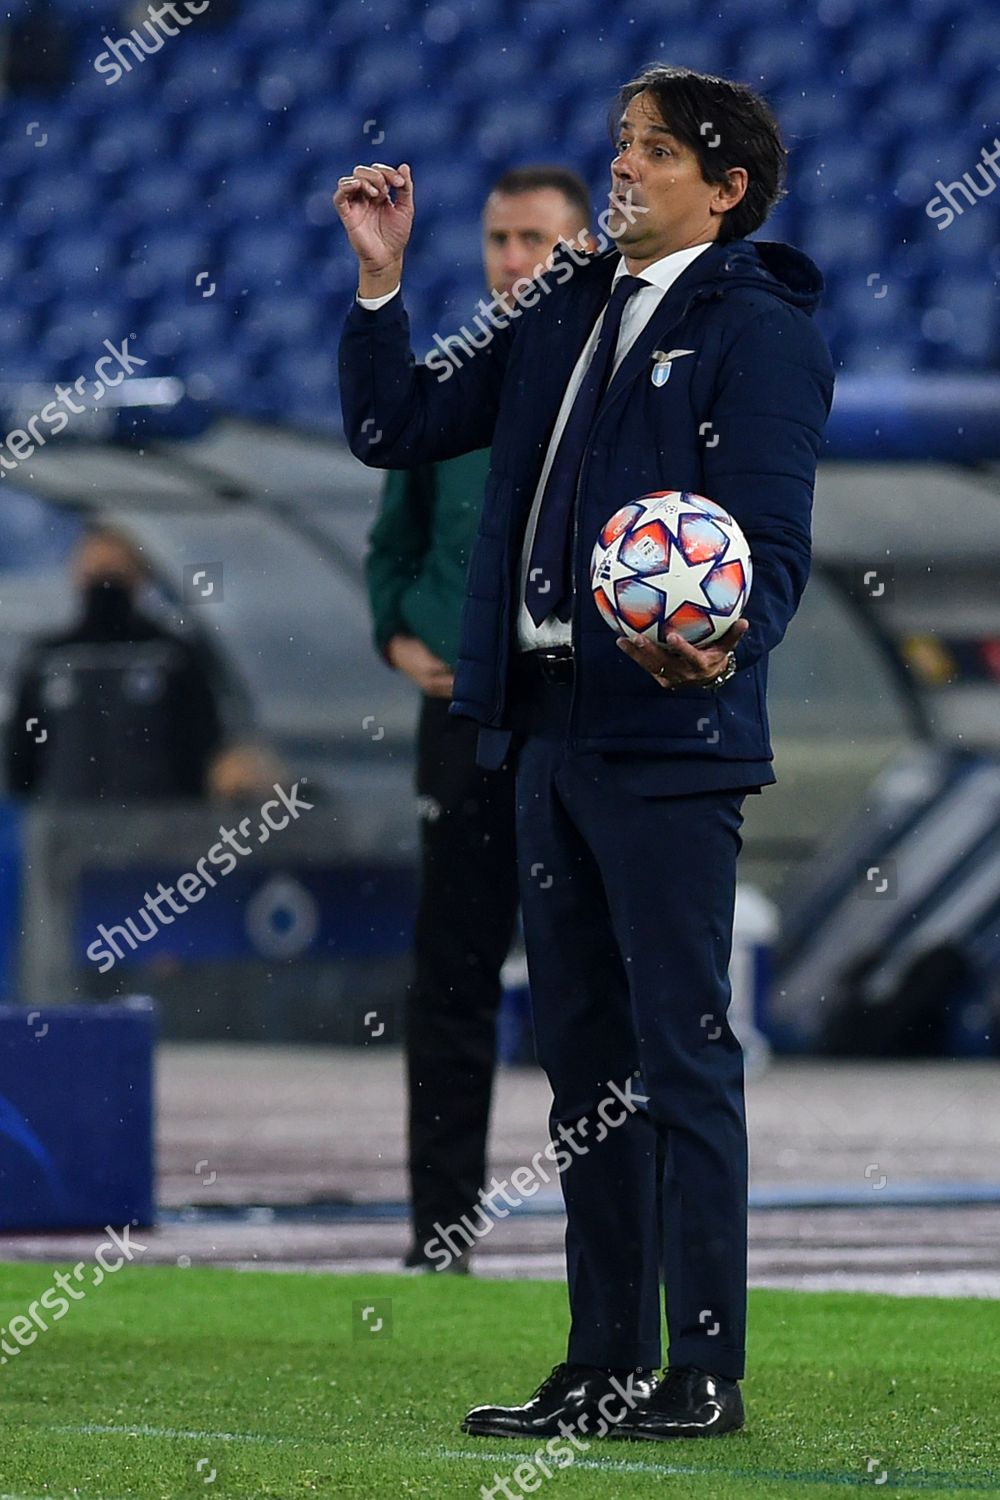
top-left (366, 448), bottom-right (492, 669)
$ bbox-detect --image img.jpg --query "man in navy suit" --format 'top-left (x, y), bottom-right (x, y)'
top-left (336, 65), bottom-right (834, 1441)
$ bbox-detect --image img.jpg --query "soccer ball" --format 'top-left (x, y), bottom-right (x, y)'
top-left (590, 490), bottom-right (752, 647)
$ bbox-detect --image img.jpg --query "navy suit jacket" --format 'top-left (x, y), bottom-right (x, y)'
top-left (340, 238), bottom-right (834, 790)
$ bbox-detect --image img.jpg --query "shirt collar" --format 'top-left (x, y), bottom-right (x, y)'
top-left (612, 241), bottom-right (714, 293)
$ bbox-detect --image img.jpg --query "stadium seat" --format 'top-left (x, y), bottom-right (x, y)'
top-left (224, 226), bottom-right (308, 286)
top-left (921, 273), bottom-right (998, 363)
top-left (938, 17), bottom-right (1000, 83)
top-left (0, 0), bottom-right (992, 426)
top-left (210, 164), bottom-right (296, 228)
top-left (736, 28), bottom-right (826, 89)
top-left (793, 137), bottom-right (884, 208)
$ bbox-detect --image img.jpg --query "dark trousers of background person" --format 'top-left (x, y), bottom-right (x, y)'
top-left (511, 661), bottom-right (751, 1380)
top-left (406, 695), bottom-right (519, 1252)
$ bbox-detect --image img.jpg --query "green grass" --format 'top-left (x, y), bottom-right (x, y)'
top-left (0, 1263), bottom-right (998, 1499)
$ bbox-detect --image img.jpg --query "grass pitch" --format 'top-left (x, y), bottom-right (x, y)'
top-left (1, 1263), bottom-right (998, 1499)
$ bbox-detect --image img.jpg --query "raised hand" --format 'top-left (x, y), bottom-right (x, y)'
top-left (334, 162), bottom-right (414, 292)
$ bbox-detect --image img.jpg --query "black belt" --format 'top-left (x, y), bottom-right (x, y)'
top-left (517, 647), bottom-right (574, 685)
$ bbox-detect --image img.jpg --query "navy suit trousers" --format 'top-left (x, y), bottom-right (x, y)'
top-left (511, 666), bottom-right (751, 1379)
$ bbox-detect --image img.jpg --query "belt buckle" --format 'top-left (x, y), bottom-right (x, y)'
top-left (536, 648), bottom-right (573, 684)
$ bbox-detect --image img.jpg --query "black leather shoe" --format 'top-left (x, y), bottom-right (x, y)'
top-left (611, 1366), bottom-right (745, 1440)
top-left (462, 1363), bottom-right (658, 1439)
top-left (402, 1243), bottom-right (471, 1274)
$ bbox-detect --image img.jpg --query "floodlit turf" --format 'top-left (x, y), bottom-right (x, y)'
top-left (0, 1263), bottom-right (998, 1500)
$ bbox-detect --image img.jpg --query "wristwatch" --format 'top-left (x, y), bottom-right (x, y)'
top-left (706, 651), bottom-right (737, 690)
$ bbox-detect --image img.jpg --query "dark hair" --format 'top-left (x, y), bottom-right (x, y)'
top-left (489, 165), bottom-right (592, 232)
top-left (610, 65), bottom-right (787, 242)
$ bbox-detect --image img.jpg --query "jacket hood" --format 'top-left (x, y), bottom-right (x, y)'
top-left (576, 237), bottom-right (825, 316)
top-left (712, 238), bottom-right (825, 313)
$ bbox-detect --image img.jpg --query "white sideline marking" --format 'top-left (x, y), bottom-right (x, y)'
top-left (55, 1422), bottom-right (296, 1446)
top-left (39, 1429), bottom-right (988, 1494)
top-left (434, 1449), bottom-right (990, 1492)
top-left (438, 1447), bottom-right (717, 1477)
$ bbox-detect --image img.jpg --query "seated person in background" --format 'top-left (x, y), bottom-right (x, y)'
top-left (207, 742), bottom-right (292, 803)
top-left (6, 528), bottom-right (223, 803)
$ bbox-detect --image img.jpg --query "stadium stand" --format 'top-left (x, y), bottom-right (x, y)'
top-left (0, 0), bottom-right (995, 430)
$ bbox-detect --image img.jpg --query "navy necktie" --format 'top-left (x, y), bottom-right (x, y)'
top-left (525, 274), bottom-right (648, 627)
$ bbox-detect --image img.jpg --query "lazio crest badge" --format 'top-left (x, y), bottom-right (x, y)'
top-left (650, 348), bottom-right (695, 387)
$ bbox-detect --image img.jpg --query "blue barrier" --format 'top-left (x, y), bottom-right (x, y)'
top-left (825, 376), bottom-right (1000, 461)
top-left (0, 999), bottom-right (157, 1231)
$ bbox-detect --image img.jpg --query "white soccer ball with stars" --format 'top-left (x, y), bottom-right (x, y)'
top-left (590, 490), bottom-right (752, 647)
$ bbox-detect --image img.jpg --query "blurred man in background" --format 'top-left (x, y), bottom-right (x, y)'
top-left (366, 166), bottom-right (595, 1273)
top-left (6, 527), bottom-right (222, 802)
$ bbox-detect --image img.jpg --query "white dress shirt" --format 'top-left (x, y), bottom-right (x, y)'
top-left (515, 242), bottom-right (712, 649)
top-left (357, 241), bottom-right (713, 650)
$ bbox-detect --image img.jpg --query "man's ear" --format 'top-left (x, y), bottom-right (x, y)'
top-left (713, 167), bottom-right (748, 216)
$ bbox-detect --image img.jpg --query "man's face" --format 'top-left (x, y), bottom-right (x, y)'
top-left (482, 187), bottom-right (588, 298)
top-left (608, 90), bottom-right (741, 265)
top-left (75, 536), bottom-right (143, 595)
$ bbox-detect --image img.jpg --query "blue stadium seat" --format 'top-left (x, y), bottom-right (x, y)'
top-left (938, 17), bottom-right (1000, 83)
top-left (45, 230), bottom-right (120, 289)
top-left (88, 112), bottom-right (172, 177)
top-left (266, 349), bottom-right (341, 417)
top-left (555, 34), bottom-right (635, 88)
top-left (836, 334), bottom-right (919, 374)
top-left (773, 87), bottom-right (847, 145)
top-left (0, 234), bottom-right (27, 281)
top-left (224, 226), bottom-right (308, 286)
top-left (834, 275), bottom-right (916, 336)
top-left (238, 0), bottom-right (328, 36)
top-left (345, 47), bottom-right (432, 109)
top-left (125, 228), bottom-right (216, 286)
top-left (180, 348), bottom-right (258, 407)
top-left (144, 301), bottom-right (235, 360)
top-left (844, 19), bottom-right (931, 87)
top-left (793, 137), bottom-right (884, 208)
top-left (251, 43), bottom-right (334, 101)
top-left (474, 98), bottom-right (561, 160)
top-left (921, 273), bottom-right (998, 364)
top-left (914, 193), bottom-right (999, 264)
top-left (0, 307), bottom-right (39, 353)
top-left (183, 108), bottom-right (266, 172)
top-left (211, 163), bottom-right (296, 228)
top-left (874, 78), bottom-right (955, 134)
top-left (14, 173), bottom-right (96, 236)
top-left (374, 98), bottom-right (460, 158)
top-left (161, 42), bottom-right (247, 110)
top-left (0, 0), bottom-right (993, 416)
top-left (798, 206), bottom-right (885, 269)
top-left (242, 293), bottom-right (324, 347)
top-left (40, 301), bottom-right (131, 367)
top-left (737, 27), bottom-right (826, 88)
top-left (287, 101), bottom-right (373, 159)
top-left (628, 30), bottom-right (728, 78)
top-left (120, 163), bottom-right (201, 222)
top-left (323, 0), bottom-right (411, 47)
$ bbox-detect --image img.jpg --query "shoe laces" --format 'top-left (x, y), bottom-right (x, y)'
top-left (660, 1365), bottom-right (703, 1397)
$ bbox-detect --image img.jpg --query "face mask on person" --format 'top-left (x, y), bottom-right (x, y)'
top-left (81, 578), bottom-right (136, 635)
